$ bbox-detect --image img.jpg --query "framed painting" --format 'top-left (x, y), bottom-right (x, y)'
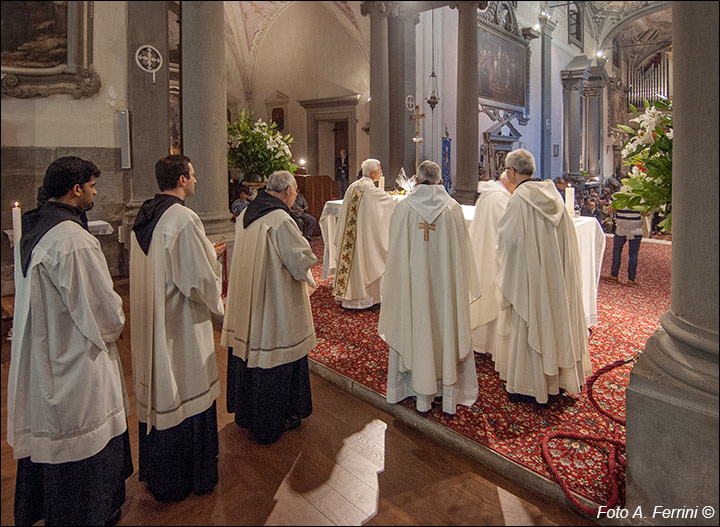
top-left (478, 27), bottom-right (527, 110)
top-left (1, 1), bottom-right (100, 99)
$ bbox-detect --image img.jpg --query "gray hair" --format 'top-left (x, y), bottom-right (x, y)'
top-left (417, 160), bottom-right (442, 184)
top-left (505, 149), bottom-right (536, 176)
top-left (361, 158), bottom-right (380, 177)
top-left (266, 170), bottom-right (296, 193)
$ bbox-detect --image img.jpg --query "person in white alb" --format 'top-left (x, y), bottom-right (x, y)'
top-left (496, 149), bottom-right (591, 404)
top-left (379, 160), bottom-right (481, 414)
top-left (468, 170), bottom-right (517, 364)
top-left (8, 156), bottom-right (132, 526)
top-left (221, 171), bottom-right (317, 445)
top-left (130, 154), bottom-right (226, 502)
top-left (332, 158), bottom-right (397, 309)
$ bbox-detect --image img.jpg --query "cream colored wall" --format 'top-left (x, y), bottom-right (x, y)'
top-left (0, 2), bottom-right (128, 148)
top-left (245, 1), bottom-right (370, 172)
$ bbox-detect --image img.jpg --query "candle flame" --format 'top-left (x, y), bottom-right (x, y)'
top-left (13, 201), bottom-right (19, 208)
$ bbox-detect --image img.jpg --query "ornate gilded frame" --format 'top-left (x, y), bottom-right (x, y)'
top-left (1, 1), bottom-right (100, 99)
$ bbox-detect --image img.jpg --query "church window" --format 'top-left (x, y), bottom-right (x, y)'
top-left (568, 2), bottom-right (584, 51)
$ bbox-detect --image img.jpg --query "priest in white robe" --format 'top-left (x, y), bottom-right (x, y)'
top-left (496, 149), bottom-right (591, 404)
top-left (130, 154), bottom-right (225, 502)
top-left (8, 156), bottom-right (132, 526)
top-left (378, 160), bottom-right (481, 414)
top-left (222, 171), bottom-right (316, 444)
top-left (468, 171), bottom-right (516, 365)
top-left (332, 158), bottom-right (397, 309)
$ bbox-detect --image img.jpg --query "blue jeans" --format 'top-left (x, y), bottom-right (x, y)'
top-left (611, 235), bottom-right (641, 281)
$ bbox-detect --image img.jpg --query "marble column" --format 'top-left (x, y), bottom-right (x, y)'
top-left (451, 1), bottom-right (479, 205)
top-left (181, 1), bottom-right (233, 236)
top-left (625, 2), bottom-right (719, 524)
top-left (119, 1), bottom-right (170, 247)
top-left (388, 7), bottom-right (417, 184)
top-left (388, 10), bottom-right (405, 184)
top-left (538, 14), bottom-right (556, 180)
top-left (361, 2), bottom-right (391, 173)
top-left (561, 55), bottom-right (591, 179)
top-left (582, 64), bottom-right (608, 179)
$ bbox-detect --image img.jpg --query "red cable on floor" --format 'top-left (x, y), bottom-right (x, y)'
top-left (541, 353), bottom-right (640, 516)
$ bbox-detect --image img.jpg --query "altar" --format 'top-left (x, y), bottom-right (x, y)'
top-left (319, 199), bottom-right (605, 328)
top-left (4, 220), bottom-right (114, 248)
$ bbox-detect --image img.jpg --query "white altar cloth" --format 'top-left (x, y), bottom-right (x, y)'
top-left (319, 199), bottom-right (604, 327)
top-left (4, 220), bottom-right (114, 248)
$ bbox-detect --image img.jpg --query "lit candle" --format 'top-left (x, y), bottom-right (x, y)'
top-left (379, 176), bottom-right (385, 191)
top-left (565, 186), bottom-right (574, 215)
top-left (12, 201), bottom-right (22, 247)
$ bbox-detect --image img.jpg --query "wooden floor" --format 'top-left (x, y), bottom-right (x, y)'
top-left (1, 282), bottom-right (594, 526)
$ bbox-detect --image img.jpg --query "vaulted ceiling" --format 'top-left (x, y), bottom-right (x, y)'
top-left (219, 1), bottom-right (673, 102)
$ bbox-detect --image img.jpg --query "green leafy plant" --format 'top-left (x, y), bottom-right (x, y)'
top-left (612, 98), bottom-right (673, 231)
top-left (227, 109), bottom-right (296, 181)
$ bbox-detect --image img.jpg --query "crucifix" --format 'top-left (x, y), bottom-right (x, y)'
top-left (409, 105), bottom-right (426, 173)
top-left (418, 221), bottom-right (435, 241)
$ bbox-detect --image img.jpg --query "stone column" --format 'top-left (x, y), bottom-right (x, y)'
top-left (561, 55), bottom-right (591, 179)
top-left (538, 14), bottom-right (556, 180)
top-left (361, 2), bottom-right (391, 172)
top-left (120, 2), bottom-right (170, 247)
top-left (387, 7), bottom-right (418, 184)
top-left (181, 1), bottom-right (233, 236)
top-left (625, 3), bottom-right (719, 523)
top-left (388, 9), bottom-right (405, 183)
top-left (583, 65), bottom-right (608, 179)
top-left (451, 1), bottom-right (479, 205)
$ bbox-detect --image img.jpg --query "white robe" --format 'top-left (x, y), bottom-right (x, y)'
top-left (497, 180), bottom-right (591, 403)
top-left (332, 176), bottom-right (397, 308)
top-left (8, 222), bottom-right (128, 464)
top-left (221, 209), bottom-right (317, 368)
top-left (378, 185), bottom-right (481, 414)
top-left (130, 204), bottom-right (224, 431)
top-left (468, 180), bottom-right (511, 358)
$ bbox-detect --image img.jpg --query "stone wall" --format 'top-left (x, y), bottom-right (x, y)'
top-left (1, 146), bottom-right (129, 296)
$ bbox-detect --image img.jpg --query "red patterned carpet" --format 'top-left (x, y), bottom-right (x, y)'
top-left (306, 236), bottom-right (672, 507)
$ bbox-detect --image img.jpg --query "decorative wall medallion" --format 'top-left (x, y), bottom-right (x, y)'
top-left (135, 45), bottom-right (163, 83)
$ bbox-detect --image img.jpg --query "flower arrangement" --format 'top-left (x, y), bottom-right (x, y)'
top-left (227, 109), bottom-right (296, 181)
top-left (612, 98), bottom-right (673, 231)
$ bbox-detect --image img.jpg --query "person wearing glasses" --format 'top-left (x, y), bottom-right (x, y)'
top-left (496, 149), bottom-right (590, 404)
top-left (129, 154), bottom-right (226, 502)
top-left (222, 171), bottom-right (316, 444)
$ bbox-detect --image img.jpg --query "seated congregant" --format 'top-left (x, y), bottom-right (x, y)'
top-left (378, 160), bottom-right (480, 414)
top-left (331, 158), bottom-right (397, 309)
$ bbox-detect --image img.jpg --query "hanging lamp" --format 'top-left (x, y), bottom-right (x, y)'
top-left (425, 9), bottom-right (440, 111)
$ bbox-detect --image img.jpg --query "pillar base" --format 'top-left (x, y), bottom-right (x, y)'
top-left (625, 328), bottom-right (719, 526)
top-left (197, 211), bottom-right (234, 236)
top-left (453, 186), bottom-right (476, 205)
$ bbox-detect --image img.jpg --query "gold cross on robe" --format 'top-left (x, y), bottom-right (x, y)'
top-left (418, 221), bottom-right (435, 241)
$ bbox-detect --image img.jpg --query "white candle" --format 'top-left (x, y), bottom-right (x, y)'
top-left (565, 186), bottom-right (574, 215)
top-left (12, 202), bottom-right (22, 247)
top-left (379, 176), bottom-right (385, 191)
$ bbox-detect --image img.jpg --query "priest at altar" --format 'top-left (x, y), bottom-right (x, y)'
top-left (497, 149), bottom-right (591, 404)
top-left (378, 161), bottom-right (480, 414)
top-left (332, 158), bottom-right (397, 309)
top-left (468, 170), bottom-right (516, 363)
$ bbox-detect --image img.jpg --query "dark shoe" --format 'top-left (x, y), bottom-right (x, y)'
top-left (105, 508), bottom-right (122, 526)
top-left (283, 415), bottom-right (302, 432)
top-left (506, 391), bottom-right (536, 404)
